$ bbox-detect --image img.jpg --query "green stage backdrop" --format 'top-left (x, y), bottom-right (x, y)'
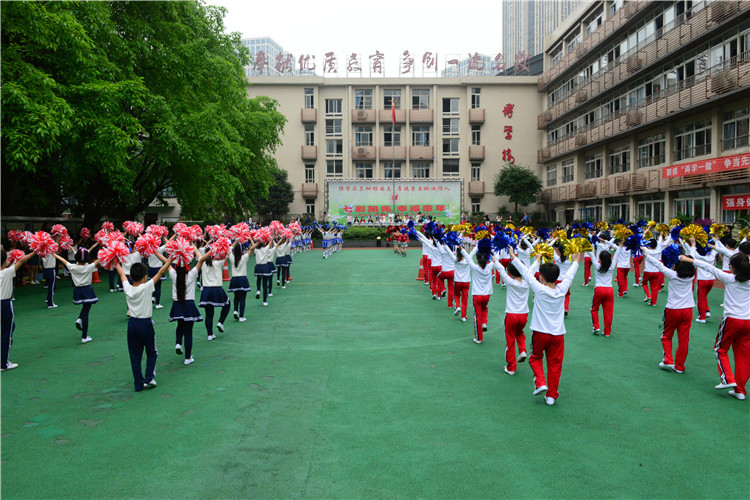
top-left (326, 179), bottom-right (462, 224)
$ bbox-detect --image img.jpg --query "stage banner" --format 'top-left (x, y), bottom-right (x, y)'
top-left (326, 179), bottom-right (462, 224)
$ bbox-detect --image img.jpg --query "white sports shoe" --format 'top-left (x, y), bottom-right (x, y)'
top-left (695, 318), bottom-right (706, 323)
top-left (176, 344), bottom-right (183, 355)
top-left (2, 361), bottom-right (19, 371)
top-left (517, 351), bottom-right (527, 363)
top-left (454, 307), bottom-right (460, 316)
top-left (715, 382), bottom-right (737, 390)
top-left (81, 337), bottom-right (92, 344)
top-left (533, 385), bottom-right (548, 396)
top-left (728, 390), bottom-right (746, 400)
top-left (504, 367), bottom-right (515, 376)
top-left (184, 357), bottom-right (194, 365)
top-left (233, 310), bottom-right (240, 320)
top-left (75, 318), bottom-right (83, 331)
top-left (207, 334), bottom-right (216, 341)
top-left (154, 304), bottom-right (164, 309)
top-left (217, 322), bottom-right (224, 333)
top-left (238, 317), bottom-right (247, 323)
top-left (545, 396), bottom-right (556, 406)
top-left (659, 362), bottom-right (675, 371)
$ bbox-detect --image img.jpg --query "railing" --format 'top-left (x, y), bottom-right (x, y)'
top-left (674, 145), bottom-right (712, 162)
top-left (562, 175), bottom-right (575, 183)
top-left (722, 134), bottom-right (750, 151)
top-left (638, 154), bottom-right (665, 168)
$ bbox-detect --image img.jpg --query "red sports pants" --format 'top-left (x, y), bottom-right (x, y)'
top-left (616, 268), bottom-right (630, 297)
top-left (504, 313), bottom-right (528, 371)
top-left (714, 317), bottom-right (750, 395)
top-left (438, 270), bottom-right (455, 307)
top-left (696, 279), bottom-right (714, 320)
top-left (495, 258), bottom-right (511, 284)
top-left (529, 331), bottom-right (565, 400)
top-left (591, 286), bottom-right (614, 336)
top-left (421, 256), bottom-right (430, 284)
top-left (453, 281), bottom-right (470, 319)
top-left (662, 307), bottom-right (693, 372)
top-left (472, 294), bottom-right (490, 342)
top-left (584, 256), bottom-right (592, 285)
top-left (641, 271), bottom-right (662, 306)
top-left (633, 255), bottom-right (644, 284)
top-left (555, 280), bottom-right (571, 312)
top-left (430, 265), bottom-right (443, 297)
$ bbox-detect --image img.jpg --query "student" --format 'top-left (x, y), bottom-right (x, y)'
top-left (147, 237), bottom-right (168, 309)
top-left (229, 241), bottom-right (259, 322)
top-left (553, 245), bottom-right (573, 316)
top-left (614, 238), bottom-right (632, 298)
top-left (42, 248), bottom-right (57, 308)
top-left (632, 249), bottom-right (644, 287)
top-left (494, 256), bottom-right (535, 375)
top-left (452, 244), bottom-right (472, 322)
top-left (275, 237), bottom-right (292, 288)
top-left (1, 249), bottom-right (36, 371)
top-left (683, 247), bottom-right (750, 400)
top-left (196, 245), bottom-right (230, 340)
top-left (713, 237), bottom-right (738, 272)
top-left (641, 238), bottom-right (666, 306)
top-left (692, 244), bottom-right (717, 323)
top-left (52, 248), bottom-right (99, 343)
top-left (254, 238), bottom-right (279, 306)
top-left (587, 241), bottom-right (623, 337)
top-left (510, 247), bottom-right (580, 406)
top-left (643, 246), bottom-right (696, 374)
top-left (169, 252), bottom-right (208, 366)
top-left (460, 245), bottom-right (494, 344)
top-left (415, 230), bottom-right (442, 299)
top-left (437, 241), bottom-right (456, 309)
top-left (115, 254), bottom-right (172, 391)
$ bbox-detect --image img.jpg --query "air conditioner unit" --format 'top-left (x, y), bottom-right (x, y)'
top-left (357, 110), bottom-right (366, 119)
top-left (357, 147), bottom-right (366, 155)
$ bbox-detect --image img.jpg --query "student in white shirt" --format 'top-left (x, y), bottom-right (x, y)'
top-left (641, 237), bottom-right (666, 306)
top-left (494, 255), bottom-right (537, 375)
top-left (452, 243), bottom-right (473, 322)
top-left (229, 241), bottom-right (260, 322)
top-left (614, 238), bottom-right (633, 298)
top-left (460, 245), bottom-right (494, 344)
top-left (437, 241), bottom-right (456, 309)
top-left (169, 251), bottom-right (209, 366)
top-left (52, 248), bottom-right (100, 343)
top-left (587, 242), bottom-right (623, 337)
top-left (1, 249), bottom-right (36, 371)
top-left (147, 237), bottom-right (168, 309)
top-left (196, 245), bottom-right (230, 340)
top-left (692, 245), bottom-right (718, 323)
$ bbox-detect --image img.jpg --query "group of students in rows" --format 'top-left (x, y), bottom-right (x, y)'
top-left (415, 222), bottom-right (750, 406)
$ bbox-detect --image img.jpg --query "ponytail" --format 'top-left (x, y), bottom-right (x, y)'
top-left (233, 244), bottom-right (243, 269)
top-left (729, 253), bottom-right (750, 282)
top-left (176, 266), bottom-right (187, 303)
top-left (598, 251), bottom-right (612, 274)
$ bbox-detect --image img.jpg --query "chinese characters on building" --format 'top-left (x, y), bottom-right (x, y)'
top-left (502, 103), bottom-right (515, 163)
top-left (662, 153), bottom-right (750, 178)
top-left (722, 194), bottom-right (750, 210)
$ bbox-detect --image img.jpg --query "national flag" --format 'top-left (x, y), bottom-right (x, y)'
top-left (391, 99), bottom-right (396, 124)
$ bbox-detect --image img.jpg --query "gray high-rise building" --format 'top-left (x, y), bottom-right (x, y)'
top-left (502, 0), bottom-right (583, 60)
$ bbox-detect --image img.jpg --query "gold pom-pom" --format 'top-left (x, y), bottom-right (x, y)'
top-left (643, 230), bottom-right (654, 241)
top-left (656, 224), bottom-right (669, 235)
top-left (520, 225), bottom-right (534, 237)
top-left (505, 223), bottom-right (516, 232)
top-left (597, 221), bottom-right (609, 231)
top-left (710, 223), bottom-right (727, 239)
top-left (553, 229), bottom-right (568, 241)
top-left (451, 223), bottom-right (474, 236)
top-left (738, 228), bottom-right (750, 240)
top-left (575, 227), bottom-right (589, 237)
top-left (669, 218), bottom-right (681, 227)
top-left (679, 224), bottom-right (708, 247)
top-left (474, 230), bottom-right (490, 241)
top-left (613, 225), bottom-right (633, 241)
top-left (564, 237), bottom-right (592, 256)
top-left (647, 220), bottom-right (656, 228)
top-left (531, 242), bottom-right (554, 263)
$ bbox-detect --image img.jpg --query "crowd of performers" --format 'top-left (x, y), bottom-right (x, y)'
top-left (395, 217), bottom-right (749, 406)
top-left (1, 220), bottom-right (344, 391)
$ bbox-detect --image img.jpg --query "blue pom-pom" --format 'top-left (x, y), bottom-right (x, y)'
top-left (408, 228), bottom-right (418, 240)
top-left (491, 233), bottom-right (509, 254)
top-left (591, 234), bottom-right (600, 245)
top-left (636, 220), bottom-right (647, 227)
top-left (475, 224), bottom-right (488, 233)
top-left (670, 225), bottom-right (683, 241)
top-left (444, 231), bottom-right (460, 250)
top-left (661, 244), bottom-right (681, 269)
top-left (584, 221), bottom-right (594, 230)
top-left (433, 227), bottom-right (444, 242)
top-left (407, 220), bottom-right (415, 229)
top-left (695, 243), bottom-right (710, 256)
top-left (616, 218), bottom-right (625, 225)
top-left (537, 227), bottom-right (551, 240)
top-left (399, 228), bottom-right (407, 235)
top-left (625, 234), bottom-right (642, 255)
top-left (477, 238), bottom-right (491, 255)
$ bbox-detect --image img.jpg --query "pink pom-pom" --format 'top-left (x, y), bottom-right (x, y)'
top-left (172, 222), bottom-right (187, 235)
top-left (281, 228), bottom-right (294, 240)
top-left (288, 222), bottom-right (302, 235)
top-left (7, 230), bottom-right (24, 242)
top-left (51, 224), bottom-right (68, 238)
top-left (101, 221), bottom-right (115, 233)
top-left (166, 237), bottom-right (195, 268)
top-left (80, 227), bottom-right (91, 239)
top-left (30, 231), bottom-right (59, 258)
top-left (145, 225), bottom-right (168, 239)
top-left (209, 237), bottom-right (231, 260)
top-left (7, 249), bottom-right (25, 264)
top-left (97, 241), bottom-right (130, 271)
top-left (135, 233), bottom-right (161, 257)
top-left (94, 229), bottom-right (108, 246)
top-left (229, 223), bottom-right (251, 243)
top-left (21, 231), bottom-right (33, 245)
top-left (256, 227), bottom-right (273, 244)
top-left (189, 225), bottom-right (203, 242)
top-left (59, 235), bottom-right (75, 250)
top-left (205, 224), bottom-right (228, 240)
top-left (268, 220), bottom-right (285, 235)
top-left (123, 221), bottom-right (143, 237)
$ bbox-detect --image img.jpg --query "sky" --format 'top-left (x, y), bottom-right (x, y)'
top-left (208, 0), bottom-right (504, 76)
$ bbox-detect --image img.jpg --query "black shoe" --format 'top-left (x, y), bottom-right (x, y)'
top-left (564, 311), bottom-right (568, 317)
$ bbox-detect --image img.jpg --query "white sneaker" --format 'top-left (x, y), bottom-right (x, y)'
top-left (233, 310), bottom-right (239, 320)
top-left (432, 295), bottom-right (437, 300)
top-left (207, 334), bottom-right (216, 341)
top-left (533, 385), bottom-right (548, 396)
top-left (2, 361), bottom-right (19, 371)
top-left (473, 338), bottom-right (482, 344)
top-left (454, 307), bottom-right (460, 316)
top-left (81, 336), bottom-right (92, 344)
top-left (277, 280), bottom-right (280, 285)
top-left (706, 312), bottom-right (711, 318)
top-left (256, 291), bottom-right (261, 299)
top-left (643, 297), bottom-right (650, 303)
top-left (154, 304), bottom-right (164, 309)
top-left (504, 367), bottom-right (515, 376)
top-left (152, 297), bottom-right (156, 304)
top-left (673, 367), bottom-right (684, 374)
top-left (592, 328), bottom-right (601, 335)
top-left (517, 351), bottom-right (527, 363)
top-left (48, 304), bottom-right (58, 309)
top-left (268, 293), bottom-right (273, 297)
top-left (715, 382), bottom-right (737, 390)
top-left (263, 302), bottom-right (268, 307)
top-left (145, 379), bottom-right (157, 388)
top-left (728, 390), bottom-right (746, 400)
top-left (282, 286), bottom-right (286, 289)
top-left (659, 362), bottom-right (675, 371)
top-left (501, 283), bottom-right (506, 287)
top-left (461, 318), bottom-right (466, 322)
top-left (176, 344), bottom-right (183, 354)
top-left (238, 317), bottom-right (247, 323)
top-left (184, 357), bottom-right (194, 365)
top-left (482, 324), bottom-right (487, 332)
top-left (437, 296), bottom-right (441, 301)
top-left (75, 318), bottom-right (83, 331)
top-left (545, 396), bottom-right (556, 406)
top-left (695, 318), bottom-right (706, 324)
top-left (217, 322), bottom-right (224, 333)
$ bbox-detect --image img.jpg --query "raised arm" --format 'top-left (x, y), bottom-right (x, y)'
top-left (644, 253), bottom-right (676, 279)
top-left (52, 253), bottom-right (71, 267)
top-left (4, 251), bottom-right (36, 272)
top-left (682, 253), bottom-right (731, 284)
top-left (151, 253), bottom-right (173, 284)
top-left (586, 250), bottom-right (601, 271)
top-left (194, 249), bottom-right (211, 273)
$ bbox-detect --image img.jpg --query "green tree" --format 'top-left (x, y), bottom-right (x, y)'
top-left (493, 162), bottom-right (543, 215)
top-left (1, 1), bottom-right (285, 227)
top-left (255, 167), bottom-right (295, 221)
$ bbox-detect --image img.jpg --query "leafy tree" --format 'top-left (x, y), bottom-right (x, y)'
top-left (493, 162), bottom-right (543, 215)
top-left (1, 1), bottom-right (285, 227)
top-left (255, 167), bottom-right (295, 221)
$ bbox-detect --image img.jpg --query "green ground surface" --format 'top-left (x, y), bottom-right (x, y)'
top-left (1, 249), bottom-right (748, 499)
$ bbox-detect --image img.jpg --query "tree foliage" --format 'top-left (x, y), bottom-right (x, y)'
top-left (1, 1), bottom-right (286, 226)
top-left (255, 167), bottom-right (295, 221)
top-left (493, 163), bottom-right (543, 214)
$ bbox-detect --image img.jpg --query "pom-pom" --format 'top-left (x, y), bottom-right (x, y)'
top-left (613, 225), bottom-right (633, 241)
top-left (661, 244), bottom-right (681, 269)
top-left (520, 226), bottom-right (534, 237)
top-left (597, 221), bottom-right (609, 231)
top-left (80, 227), bottom-right (91, 239)
top-left (624, 234), bottom-right (642, 254)
top-left (537, 227), bottom-right (552, 241)
top-left (165, 238), bottom-right (195, 267)
top-left (552, 229), bottom-right (568, 242)
top-left (739, 228), bottom-right (750, 240)
top-left (101, 221), bottom-right (115, 233)
top-left (7, 230), bottom-right (24, 242)
top-left (135, 233), bottom-right (161, 257)
top-left (695, 243), bottom-right (711, 256)
top-left (268, 221), bottom-right (285, 235)
top-left (615, 218), bottom-right (625, 225)
top-left (206, 224), bottom-right (229, 240)
top-left (680, 224), bottom-right (708, 247)
top-left (646, 220), bottom-right (656, 228)
top-left (209, 237), bottom-right (231, 260)
top-left (255, 227), bottom-right (273, 244)
top-left (172, 222), bottom-right (187, 236)
top-left (230, 222), bottom-right (252, 243)
top-left (477, 238), bottom-right (492, 255)
top-left (491, 232), bottom-right (510, 254)
top-left (531, 242), bottom-right (554, 264)
top-left (564, 236), bottom-right (593, 257)
top-left (20, 231), bottom-right (33, 245)
top-left (709, 223), bottom-right (727, 239)
top-left (450, 223), bottom-right (474, 236)
top-left (656, 223), bottom-right (669, 235)
top-left (123, 221), bottom-right (143, 237)
top-left (96, 229), bottom-right (124, 247)
top-left (407, 220), bottom-right (415, 229)
top-left (670, 225), bottom-right (684, 242)
top-left (97, 241), bottom-right (130, 270)
top-left (59, 235), bottom-right (75, 251)
top-left (591, 234), bottom-right (600, 245)
top-left (444, 231), bottom-right (460, 250)
top-left (51, 224), bottom-right (68, 238)
top-left (30, 231), bottom-right (59, 258)
top-left (179, 225), bottom-right (202, 242)
top-left (504, 223), bottom-right (516, 232)
top-left (7, 249), bottom-right (25, 264)
top-left (474, 230), bottom-right (491, 241)
top-left (145, 225), bottom-right (169, 239)
top-left (288, 222), bottom-right (302, 235)
top-left (669, 218), bottom-right (681, 227)
top-left (281, 228), bottom-right (294, 240)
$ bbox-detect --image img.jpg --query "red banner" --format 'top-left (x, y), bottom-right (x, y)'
top-left (722, 194), bottom-right (750, 210)
top-left (662, 152), bottom-right (750, 178)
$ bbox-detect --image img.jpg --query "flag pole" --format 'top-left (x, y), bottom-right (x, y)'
top-left (391, 97), bottom-right (396, 219)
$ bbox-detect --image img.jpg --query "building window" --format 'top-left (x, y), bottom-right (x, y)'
top-left (723, 107), bottom-right (749, 150)
top-left (412, 162), bottom-right (430, 178)
top-left (304, 124), bottom-right (315, 146)
top-left (442, 98), bottom-right (459, 115)
top-left (355, 162), bottom-right (373, 179)
top-left (326, 139), bottom-right (343, 156)
top-left (608, 200), bottom-right (630, 221)
top-left (304, 88), bottom-right (314, 109)
top-left (384, 89), bottom-right (401, 109)
top-left (471, 88), bottom-right (481, 109)
top-left (585, 153), bottom-right (602, 179)
top-left (566, 31), bottom-right (581, 53)
top-left (550, 45), bottom-right (563, 66)
top-left (562, 159), bottom-right (574, 183)
top-left (383, 125), bottom-right (401, 147)
top-left (674, 189), bottom-right (710, 219)
top-left (442, 159), bottom-right (459, 177)
top-left (412, 89), bottom-right (430, 109)
top-left (412, 126), bottom-right (430, 146)
top-left (384, 162), bottom-right (401, 179)
top-left (442, 138), bottom-right (459, 156)
top-left (325, 119), bottom-right (342, 136)
top-left (355, 126), bottom-right (373, 147)
top-left (442, 118), bottom-right (459, 135)
top-left (580, 203), bottom-right (602, 223)
top-left (325, 99), bottom-right (342, 116)
top-left (326, 159), bottom-right (343, 177)
top-left (546, 164), bottom-right (558, 186)
top-left (304, 163), bottom-right (315, 183)
top-left (721, 185), bottom-right (750, 223)
top-left (354, 89), bottom-right (373, 110)
top-left (471, 198), bottom-right (481, 213)
top-left (674, 120), bottom-right (711, 161)
top-left (471, 124), bottom-right (481, 146)
top-left (471, 162), bottom-right (481, 182)
top-left (638, 133), bottom-right (666, 168)
top-left (306, 202), bottom-right (315, 214)
top-left (637, 197), bottom-right (665, 222)
top-left (608, 145), bottom-right (630, 175)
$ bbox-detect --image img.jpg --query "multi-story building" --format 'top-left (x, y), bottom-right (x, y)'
top-left (241, 36), bottom-right (286, 77)
top-left (441, 54), bottom-right (495, 77)
top-left (537, 0), bottom-right (750, 225)
top-left (503, 0), bottom-right (583, 60)
top-left (245, 76), bottom-right (542, 218)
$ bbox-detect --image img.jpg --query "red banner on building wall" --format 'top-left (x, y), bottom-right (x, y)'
top-left (722, 194), bottom-right (750, 210)
top-left (662, 152), bottom-right (750, 178)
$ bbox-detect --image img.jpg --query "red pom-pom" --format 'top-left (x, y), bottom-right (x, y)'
top-left (166, 237), bottom-right (195, 267)
top-left (7, 230), bottom-right (24, 242)
top-left (96, 230), bottom-right (125, 247)
top-left (80, 227), bottom-right (91, 239)
top-left (281, 228), bottom-right (294, 240)
top-left (30, 231), bottom-right (59, 258)
top-left (123, 221), bottom-right (143, 237)
top-left (229, 223), bottom-right (251, 243)
top-left (21, 231), bottom-right (33, 245)
top-left (51, 224), bottom-right (68, 238)
top-left (7, 249), bottom-right (25, 264)
top-left (135, 233), bottom-right (161, 257)
top-left (210, 237), bottom-right (231, 260)
top-left (189, 225), bottom-right (203, 241)
top-left (288, 222), bottom-right (302, 235)
top-left (172, 222), bottom-right (187, 236)
top-left (97, 241), bottom-right (130, 271)
top-left (101, 221), bottom-right (115, 233)
top-left (59, 235), bottom-right (75, 250)
top-left (256, 227), bottom-right (272, 244)
top-left (206, 224), bottom-right (229, 240)
top-left (268, 221), bottom-right (285, 235)
top-left (145, 225), bottom-right (168, 239)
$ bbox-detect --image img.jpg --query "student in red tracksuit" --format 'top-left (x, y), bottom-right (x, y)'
top-left (437, 241), bottom-right (455, 309)
top-left (415, 230), bottom-right (441, 298)
top-left (587, 242), bottom-right (622, 337)
top-left (685, 246), bottom-right (750, 400)
top-left (689, 245), bottom-right (717, 323)
top-left (510, 247), bottom-right (580, 406)
top-left (644, 248), bottom-right (695, 374)
top-left (493, 255), bottom-right (536, 375)
top-left (420, 235), bottom-right (431, 287)
top-left (553, 246), bottom-right (573, 316)
top-left (461, 246), bottom-right (494, 344)
top-left (614, 239), bottom-right (632, 297)
top-left (632, 252), bottom-right (644, 286)
top-left (452, 244), bottom-right (473, 322)
top-left (641, 237), bottom-right (666, 306)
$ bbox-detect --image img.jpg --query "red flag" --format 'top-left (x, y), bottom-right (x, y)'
top-left (391, 100), bottom-right (396, 124)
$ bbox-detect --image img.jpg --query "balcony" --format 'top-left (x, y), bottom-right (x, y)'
top-left (301, 145), bottom-right (317, 160)
top-left (379, 146), bottom-right (407, 160)
top-left (409, 146), bottom-right (434, 160)
top-left (300, 108), bottom-right (317, 122)
top-left (351, 109), bottom-right (376, 123)
top-left (575, 181), bottom-right (598, 199)
top-left (469, 109), bottom-right (485, 123)
top-left (379, 109), bottom-right (406, 123)
top-left (469, 145), bottom-right (485, 160)
top-left (351, 146), bottom-right (376, 160)
top-left (409, 109), bottom-right (434, 123)
top-left (301, 183), bottom-right (318, 199)
top-left (468, 181), bottom-right (485, 197)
